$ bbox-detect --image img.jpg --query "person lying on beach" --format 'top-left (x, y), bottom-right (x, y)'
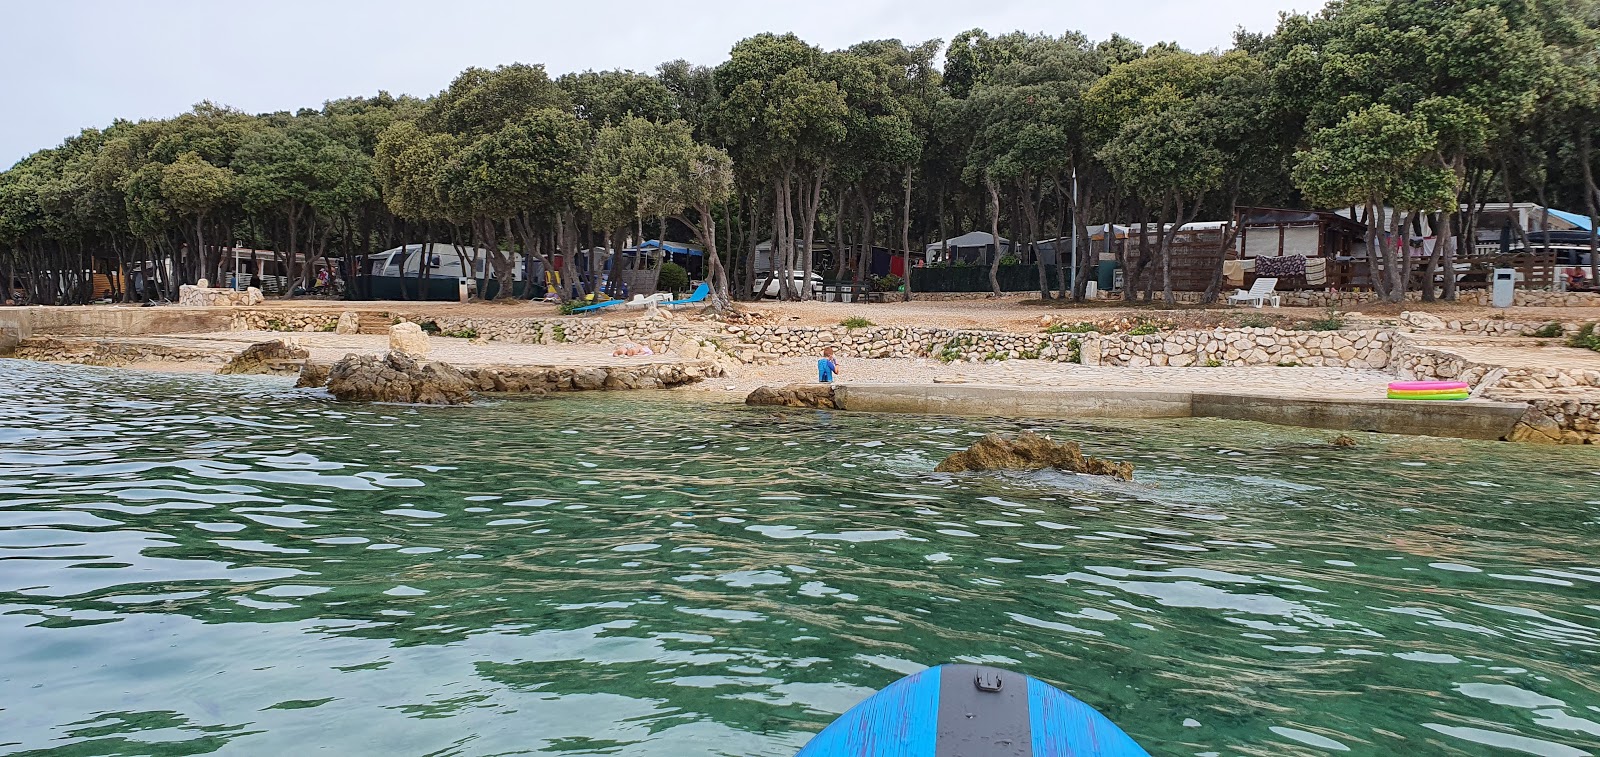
top-left (612, 342), bottom-right (654, 357)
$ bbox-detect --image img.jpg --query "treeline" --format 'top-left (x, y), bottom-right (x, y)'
top-left (2, 0), bottom-right (1597, 307)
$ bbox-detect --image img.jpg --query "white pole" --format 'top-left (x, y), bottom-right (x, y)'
top-left (1069, 167), bottom-right (1079, 296)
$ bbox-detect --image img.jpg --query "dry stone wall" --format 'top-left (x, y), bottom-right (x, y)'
top-left (233, 310), bottom-right (340, 332)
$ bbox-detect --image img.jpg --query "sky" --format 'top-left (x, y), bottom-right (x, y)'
top-left (0, 0), bottom-right (1318, 168)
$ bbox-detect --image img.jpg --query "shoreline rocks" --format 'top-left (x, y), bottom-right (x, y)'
top-left (745, 384), bottom-right (838, 409)
top-left (219, 339), bottom-right (308, 375)
top-left (935, 432), bottom-right (1134, 480)
top-left (324, 352), bottom-right (475, 405)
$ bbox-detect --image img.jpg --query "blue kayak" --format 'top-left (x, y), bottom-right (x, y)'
top-left (797, 664), bottom-right (1149, 756)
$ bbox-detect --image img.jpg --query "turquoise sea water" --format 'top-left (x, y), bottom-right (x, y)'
top-left (1, 358), bottom-right (1598, 756)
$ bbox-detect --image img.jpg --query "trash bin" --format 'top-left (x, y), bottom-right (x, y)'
top-left (1491, 268), bottom-right (1515, 308)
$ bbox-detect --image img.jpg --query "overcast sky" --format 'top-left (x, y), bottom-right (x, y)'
top-left (1, 0), bottom-right (1317, 167)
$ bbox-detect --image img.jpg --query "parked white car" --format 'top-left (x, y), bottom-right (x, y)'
top-left (752, 272), bottom-right (825, 299)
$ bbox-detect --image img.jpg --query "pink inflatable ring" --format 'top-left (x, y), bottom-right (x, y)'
top-left (1388, 381), bottom-right (1469, 392)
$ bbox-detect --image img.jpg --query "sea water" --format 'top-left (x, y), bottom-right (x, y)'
top-left (1, 359), bottom-right (1597, 755)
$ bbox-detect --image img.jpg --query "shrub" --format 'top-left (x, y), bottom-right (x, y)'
top-left (1205, 358), bottom-right (1223, 367)
top-left (841, 316), bottom-right (874, 329)
top-left (264, 318), bottom-right (289, 332)
top-left (556, 300), bottom-right (582, 315)
top-left (1299, 305), bottom-right (1344, 332)
top-left (1568, 322), bottom-right (1599, 352)
top-left (552, 324), bottom-right (568, 343)
top-left (1532, 322), bottom-right (1564, 338)
top-left (1065, 337), bottom-right (1082, 364)
top-left (998, 254), bottom-right (1021, 266)
top-left (316, 322), bottom-right (337, 332)
top-left (657, 262), bottom-right (690, 295)
top-left (1128, 322), bottom-right (1159, 336)
top-left (871, 274), bottom-right (902, 293)
top-left (442, 327), bottom-right (479, 339)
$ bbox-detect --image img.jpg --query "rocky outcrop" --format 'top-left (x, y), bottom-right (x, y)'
top-left (467, 362), bottom-right (722, 393)
top-left (935, 432), bottom-right (1134, 480)
top-left (745, 384), bottom-right (838, 409)
top-left (1506, 399), bottom-right (1599, 444)
top-left (178, 284), bottom-right (264, 307)
top-left (389, 322), bottom-right (430, 356)
top-left (219, 339), bottom-right (309, 375)
top-left (324, 352), bottom-right (474, 405)
top-left (296, 361), bottom-right (331, 388)
top-left (10, 335), bottom-right (225, 367)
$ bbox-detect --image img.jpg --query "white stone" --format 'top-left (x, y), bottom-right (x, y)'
top-left (335, 312), bottom-right (360, 335)
top-left (390, 322), bottom-right (431, 356)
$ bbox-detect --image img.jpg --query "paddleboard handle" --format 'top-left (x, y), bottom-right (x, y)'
top-left (975, 669), bottom-right (1004, 692)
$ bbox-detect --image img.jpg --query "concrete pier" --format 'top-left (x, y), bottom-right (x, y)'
top-left (829, 383), bottom-right (1528, 442)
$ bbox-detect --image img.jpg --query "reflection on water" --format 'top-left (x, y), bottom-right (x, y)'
top-left (1, 358), bottom-right (1598, 756)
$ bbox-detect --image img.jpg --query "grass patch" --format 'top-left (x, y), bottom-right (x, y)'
top-left (1045, 321), bottom-right (1098, 334)
top-left (1568, 322), bottom-right (1599, 352)
top-left (1532, 322), bottom-right (1564, 338)
top-left (1297, 305), bottom-right (1345, 332)
top-left (442, 327), bottom-right (478, 339)
top-left (1233, 313), bottom-right (1277, 329)
top-left (840, 316), bottom-right (874, 329)
top-left (1127, 322), bottom-right (1159, 336)
top-left (1205, 358), bottom-right (1223, 367)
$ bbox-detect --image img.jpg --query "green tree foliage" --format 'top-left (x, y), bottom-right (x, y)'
top-left (3, 3), bottom-right (1596, 307)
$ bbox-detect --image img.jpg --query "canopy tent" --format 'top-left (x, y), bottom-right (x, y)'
top-left (924, 231), bottom-right (1012, 264)
top-left (1547, 208), bottom-right (1594, 232)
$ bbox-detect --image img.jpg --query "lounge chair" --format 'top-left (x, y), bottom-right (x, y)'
top-left (663, 282), bottom-right (710, 308)
top-left (623, 292), bottom-right (673, 308)
top-left (570, 297), bottom-right (626, 314)
top-left (1228, 277), bottom-right (1280, 308)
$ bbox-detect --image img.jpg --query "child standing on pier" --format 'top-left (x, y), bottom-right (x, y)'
top-left (817, 347), bottom-right (840, 383)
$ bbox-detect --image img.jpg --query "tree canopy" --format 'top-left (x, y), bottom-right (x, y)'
top-left (4, 0), bottom-right (1596, 307)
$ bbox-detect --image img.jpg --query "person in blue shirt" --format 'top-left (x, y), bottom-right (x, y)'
top-left (817, 347), bottom-right (839, 383)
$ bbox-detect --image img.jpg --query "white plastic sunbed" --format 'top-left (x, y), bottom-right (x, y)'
top-left (1228, 277), bottom-right (1280, 308)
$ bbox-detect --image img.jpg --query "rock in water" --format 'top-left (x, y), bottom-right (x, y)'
top-left (325, 352), bottom-right (474, 404)
top-left (296, 361), bottom-right (332, 388)
top-left (935, 432), bottom-right (1133, 480)
top-left (389, 322), bottom-right (430, 357)
top-left (335, 311), bottom-right (360, 334)
top-left (745, 384), bottom-right (837, 409)
top-left (219, 339), bottom-right (309, 375)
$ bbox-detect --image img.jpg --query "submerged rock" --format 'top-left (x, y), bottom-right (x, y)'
top-left (219, 339), bottom-right (309, 375)
top-left (324, 351), bottom-right (474, 405)
top-left (935, 432), bottom-right (1133, 480)
top-left (745, 383), bottom-right (837, 409)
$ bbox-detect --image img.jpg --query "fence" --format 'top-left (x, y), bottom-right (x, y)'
top-left (909, 264), bottom-right (1062, 293)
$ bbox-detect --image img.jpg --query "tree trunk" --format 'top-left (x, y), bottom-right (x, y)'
top-left (1581, 136), bottom-right (1599, 287)
top-left (1020, 177), bottom-right (1047, 300)
top-left (901, 164), bottom-right (913, 302)
top-left (986, 177), bottom-right (1002, 297)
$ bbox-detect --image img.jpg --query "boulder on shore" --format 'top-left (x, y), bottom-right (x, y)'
top-left (324, 351), bottom-right (474, 405)
top-left (935, 431), bottom-right (1133, 480)
top-left (219, 339), bottom-right (309, 375)
top-left (296, 361), bottom-right (332, 388)
top-left (389, 322), bottom-right (430, 356)
top-left (745, 383), bottom-right (837, 409)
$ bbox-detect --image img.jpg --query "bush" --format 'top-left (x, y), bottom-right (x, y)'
top-left (316, 322), bottom-right (337, 332)
top-left (1532, 322), bottom-right (1564, 339)
top-left (1568, 322), bottom-right (1599, 352)
top-left (556, 300), bottom-right (582, 315)
top-left (841, 316), bottom-right (874, 329)
top-left (871, 274), bottom-right (902, 293)
top-left (552, 324), bottom-right (568, 342)
top-left (442, 327), bottom-right (478, 339)
top-left (1045, 321), bottom-right (1098, 334)
top-left (1128, 322), bottom-right (1159, 336)
top-left (264, 318), bottom-right (289, 332)
top-left (657, 262), bottom-right (690, 295)
top-left (997, 254), bottom-right (1021, 266)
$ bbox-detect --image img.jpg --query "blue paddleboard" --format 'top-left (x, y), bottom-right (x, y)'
top-left (797, 664), bottom-right (1149, 756)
